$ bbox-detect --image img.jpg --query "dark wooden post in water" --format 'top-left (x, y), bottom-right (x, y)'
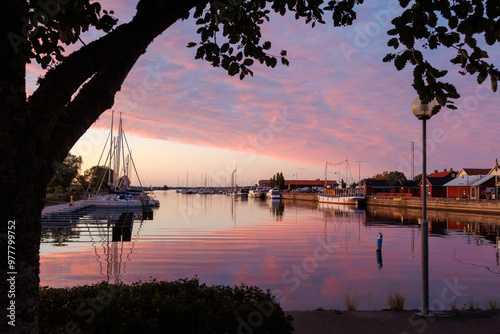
top-left (112, 212), bottom-right (134, 242)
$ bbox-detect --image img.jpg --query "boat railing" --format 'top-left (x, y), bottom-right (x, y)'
top-left (323, 188), bottom-right (364, 197)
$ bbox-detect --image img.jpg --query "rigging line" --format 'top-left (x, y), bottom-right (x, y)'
top-left (85, 214), bottom-right (104, 276)
top-left (123, 217), bottom-right (145, 276)
top-left (326, 160), bottom-right (348, 166)
top-left (325, 159), bottom-right (355, 183)
top-left (117, 229), bottom-right (125, 284)
top-left (94, 151), bottom-right (111, 196)
top-left (84, 132), bottom-right (110, 196)
top-left (122, 130), bottom-right (145, 190)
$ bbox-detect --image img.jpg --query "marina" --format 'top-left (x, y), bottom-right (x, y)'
top-left (40, 191), bottom-right (500, 311)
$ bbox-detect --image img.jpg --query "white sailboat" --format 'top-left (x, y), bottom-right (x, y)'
top-left (84, 111), bottom-right (159, 207)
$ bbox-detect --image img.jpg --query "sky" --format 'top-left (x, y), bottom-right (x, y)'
top-left (28, 0), bottom-right (500, 187)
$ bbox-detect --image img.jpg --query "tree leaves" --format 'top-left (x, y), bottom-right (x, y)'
top-left (22, 0), bottom-right (500, 108)
top-left (23, 1), bottom-right (118, 69)
top-left (384, 0), bottom-right (499, 114)
top-left (189, 0), bottom-right (313, 80)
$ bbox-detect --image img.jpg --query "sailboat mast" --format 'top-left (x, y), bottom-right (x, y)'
top-left (114, 114), bottom-right (123, 190)
top-left (109, 110), bottom-right (114, 188)
top-left (324, 161), bottom-right (328, 188)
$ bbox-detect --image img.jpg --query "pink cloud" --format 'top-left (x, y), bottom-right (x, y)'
top-left (31, 1), bottom-right (500, 182)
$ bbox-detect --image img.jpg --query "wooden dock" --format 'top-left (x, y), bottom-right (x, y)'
top-left (42, 200), bottom-right (92, 215)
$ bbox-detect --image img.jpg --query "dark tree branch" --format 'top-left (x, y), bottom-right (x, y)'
top-left (27, 0), bottom-right (206, 180)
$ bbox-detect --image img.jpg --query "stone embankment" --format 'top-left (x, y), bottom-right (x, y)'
top-left (281, 193), bottom-right (318, 201)
top-left (281, 193), bottom-right (500, 214)
top-left (366, 197), bottom-right (500, 215)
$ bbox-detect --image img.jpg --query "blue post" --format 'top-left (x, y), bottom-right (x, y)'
top-left (376, 231), bottom-right (383, 251)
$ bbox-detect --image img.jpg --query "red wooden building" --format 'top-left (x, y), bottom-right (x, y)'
top-left (444, 175), bottom-right (496, 199)
top-left (360, 179), bottom-right (419, 197)
top-left (420, 177), bottom-right (455, 198)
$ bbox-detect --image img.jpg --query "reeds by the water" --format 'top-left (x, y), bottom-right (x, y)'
top-left (342, 288), bottom-right (360, 311)
top-left (487, 297), bottom-right (499, 310)
top-left (385, 288), bottom-right (405, 311)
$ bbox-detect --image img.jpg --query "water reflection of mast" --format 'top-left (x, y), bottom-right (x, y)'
top-left (87, 211), bottom-right (143, 284)
top-left (411, 222), bottom-right (415, 254)
top-left (231, 197), bottom-right (236, 226)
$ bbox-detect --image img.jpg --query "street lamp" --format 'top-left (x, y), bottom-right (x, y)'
top-left (412, 96), bottom-right (437, 316)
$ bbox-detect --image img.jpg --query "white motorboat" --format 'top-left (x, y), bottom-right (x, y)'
top-left (249, 187), bottom-right (267, 199)
top-left (267, 186), bottom-right (281, 199)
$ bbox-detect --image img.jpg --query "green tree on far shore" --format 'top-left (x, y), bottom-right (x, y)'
top-left (77, 166), bottom-right (114, 193)
top-left (46, 153), bottom-right (82, 192)
top-left (269, 172), bottom-right (285, 189)
top-left (370, 171), bottom-right (407, 181)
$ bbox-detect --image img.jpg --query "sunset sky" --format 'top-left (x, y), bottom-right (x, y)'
top-left (28, 0), bottom-right (500, 187)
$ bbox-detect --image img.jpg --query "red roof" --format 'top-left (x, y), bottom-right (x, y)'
top-left (427, 170), bottom-right (457, 177)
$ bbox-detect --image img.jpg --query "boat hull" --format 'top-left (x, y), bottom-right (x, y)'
top-left (83, 195), bottom-right (143, 207)
top-left (318, 194), bottom-right (365, 207)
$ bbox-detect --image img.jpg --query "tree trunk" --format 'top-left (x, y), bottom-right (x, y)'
top-left (0, 1), bottom-right (204, 332)
top-left (0, 146), bottom-right (46, 333)
top-left (0, 1), bottom-right (42, 333)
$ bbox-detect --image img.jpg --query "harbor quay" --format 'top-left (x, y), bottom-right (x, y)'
top-left (281, 193), bottom-right (500, 215)
top-left (366, 196), bottom-right (500, 215)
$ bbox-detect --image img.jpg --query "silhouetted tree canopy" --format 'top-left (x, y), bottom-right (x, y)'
top-left (370, 170), bottom-right (408, 181)
top-left (46, 153), bottom-right (82, 191)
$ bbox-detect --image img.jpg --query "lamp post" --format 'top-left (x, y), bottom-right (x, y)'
top-left (412, 97), bottom-right (437, 316)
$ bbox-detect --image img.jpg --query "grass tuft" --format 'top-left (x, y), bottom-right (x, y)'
top-left (467, 297), bottom-right (479, 310)
top-left (385, 288), bottom-right (405, 311)
top-left (488, 297), bottom-right (499, 311)
top-left (341, 288), bottom-right (359, 311)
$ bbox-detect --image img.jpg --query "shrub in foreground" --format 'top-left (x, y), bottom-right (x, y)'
top-left (39, 277), bottom-right (293, 333)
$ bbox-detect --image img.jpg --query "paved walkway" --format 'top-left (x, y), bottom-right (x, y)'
top-left (286, 310), bottom-right (500, 334)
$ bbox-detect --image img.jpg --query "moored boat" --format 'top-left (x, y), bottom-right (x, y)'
top-left (83, 111), bottom-right (159, 208)
top-left (267, 186), bottom-right (281, 199)
top-left (249, 187), bottom-right (267, 199)
top-left (318, 188), bottom-right (365, 207)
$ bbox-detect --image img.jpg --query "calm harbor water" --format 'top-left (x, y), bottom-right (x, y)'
top-left (40, 190), bottom-right (500, 311)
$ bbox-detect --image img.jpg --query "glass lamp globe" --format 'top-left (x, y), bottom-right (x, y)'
top-left (411, 97), bottom-right (437, 120)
